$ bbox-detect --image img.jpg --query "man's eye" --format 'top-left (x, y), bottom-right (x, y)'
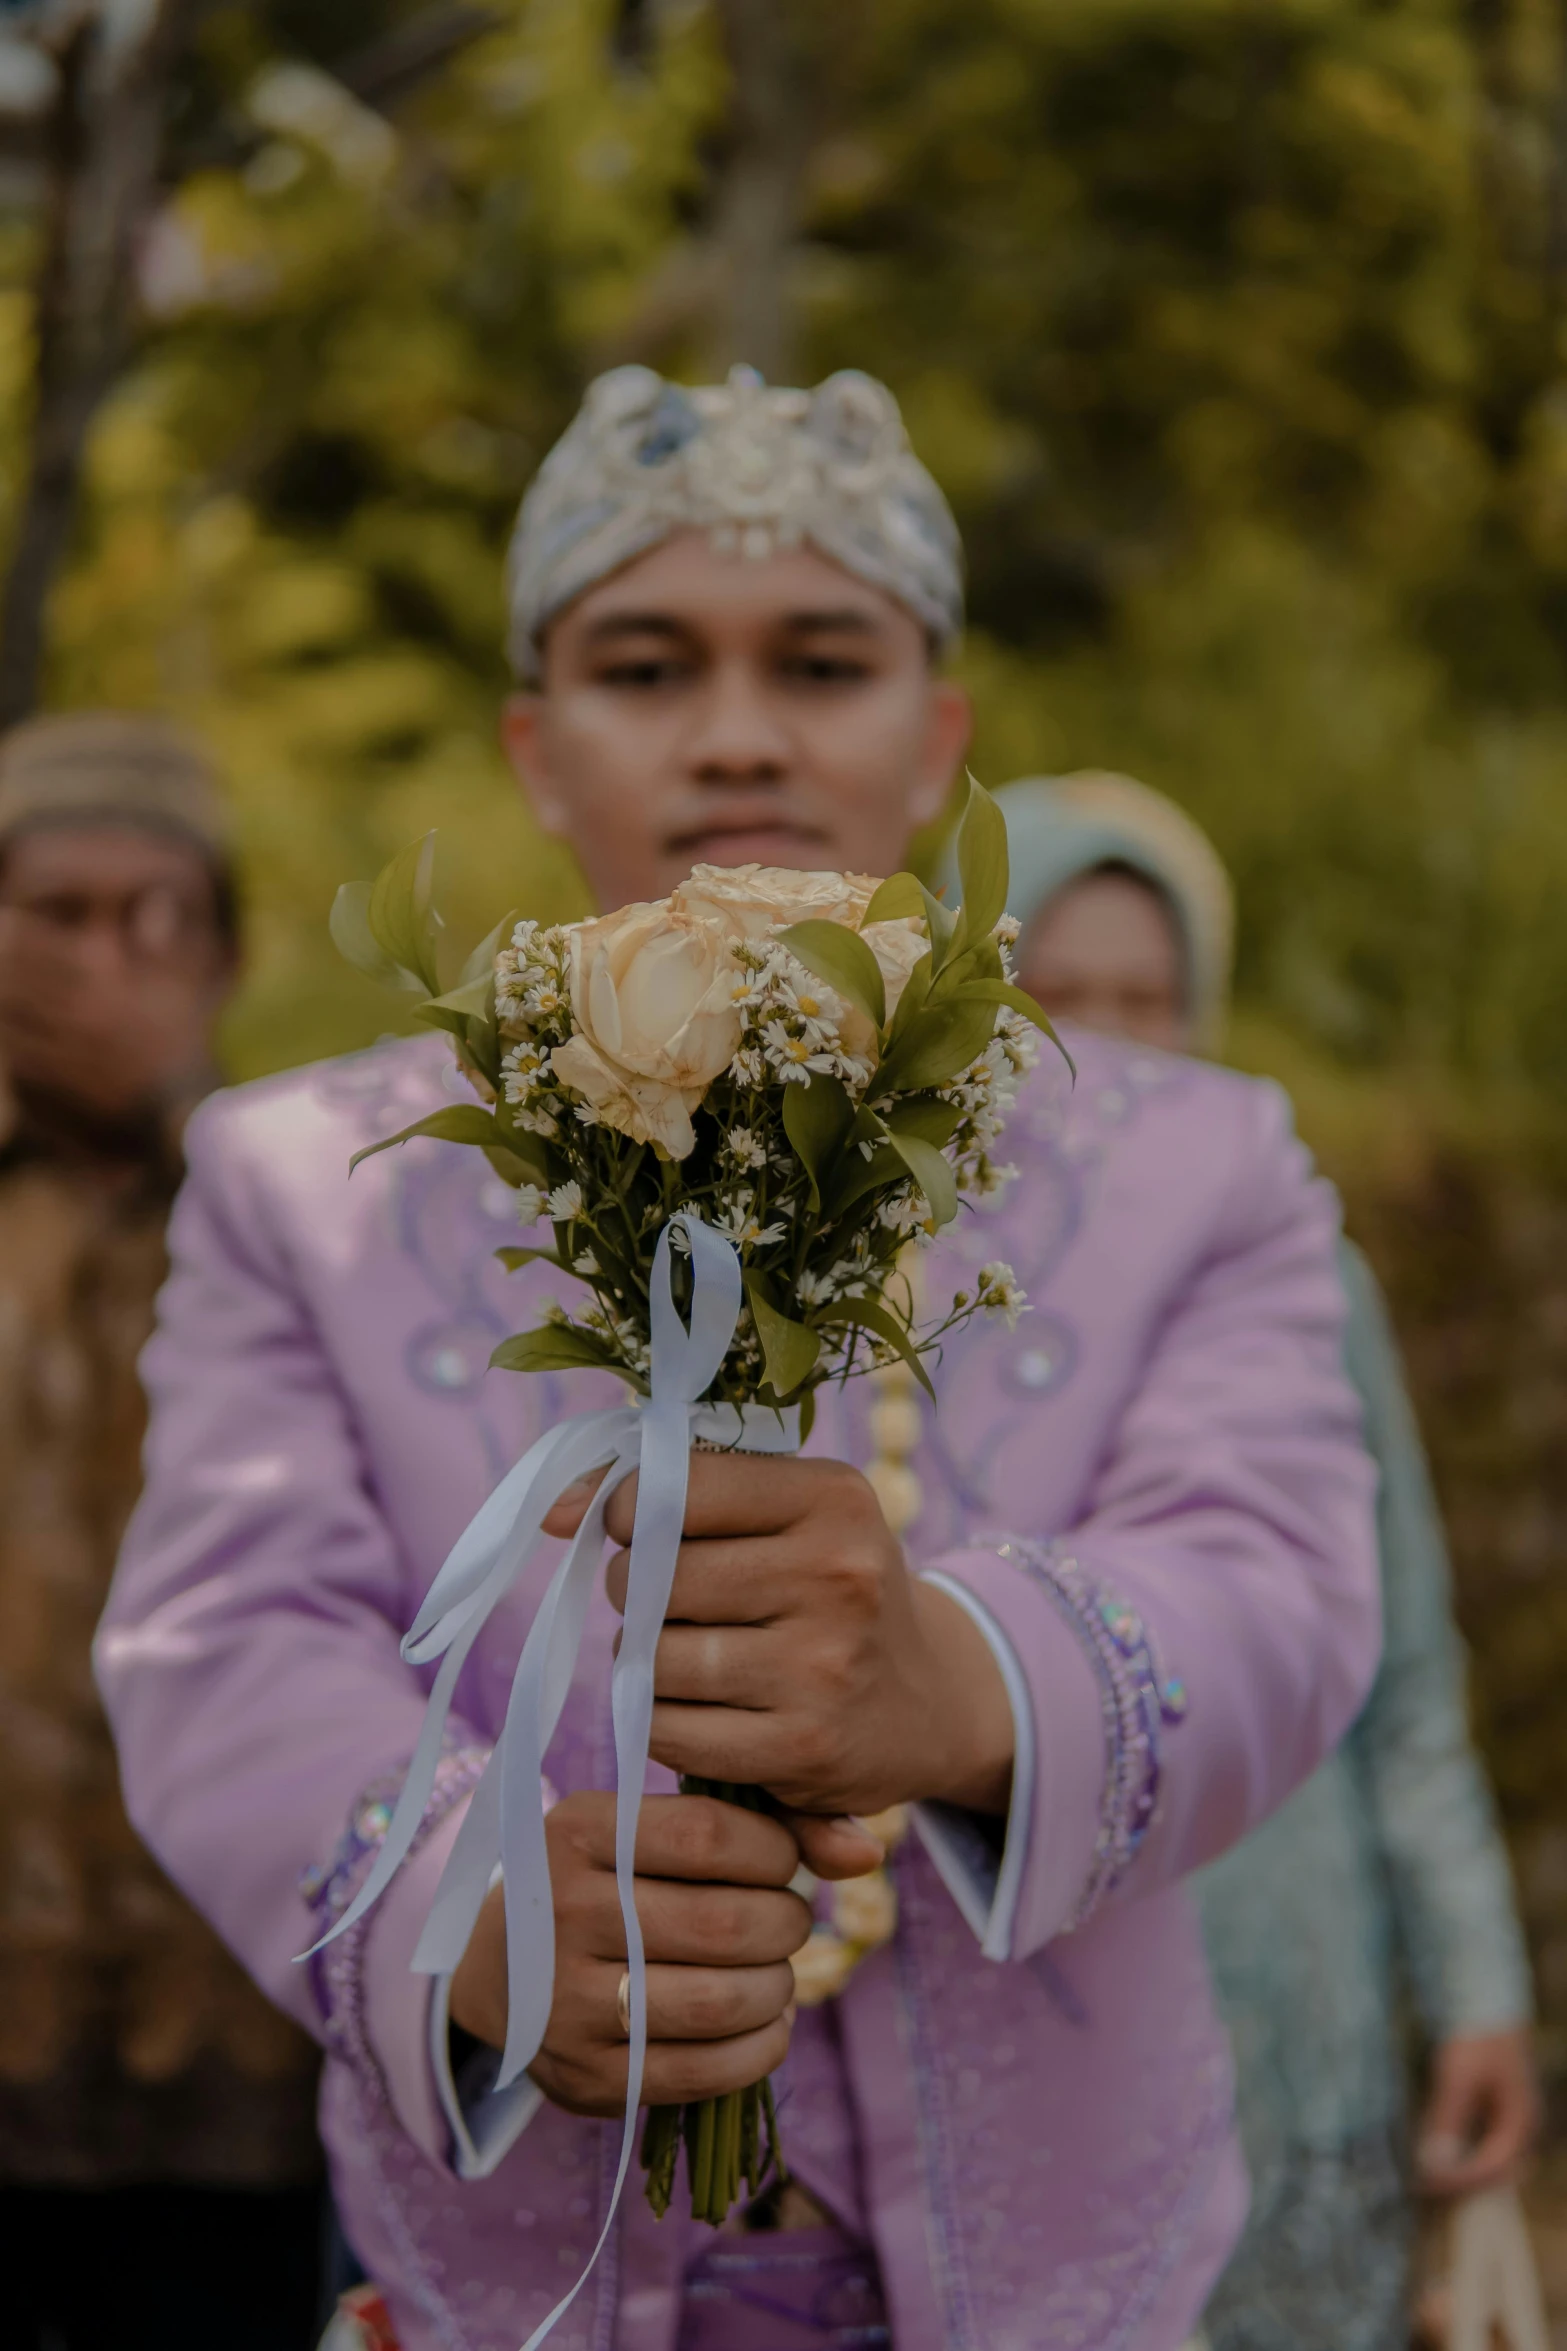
top-left (781, 654), bottom-right (873, 684)
top-left (596, 656), bottom-right (692, 688)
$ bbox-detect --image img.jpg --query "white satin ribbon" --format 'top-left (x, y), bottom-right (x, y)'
top-left (303, 1209), bottom-right (801, 2350)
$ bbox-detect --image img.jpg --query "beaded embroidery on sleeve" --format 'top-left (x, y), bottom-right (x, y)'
top-left (301, 1737), bottom-right (491, 2069)
top-left (989, 1538), bottom-right (1188, 1931)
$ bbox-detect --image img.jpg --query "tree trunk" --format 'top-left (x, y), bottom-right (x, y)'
top-left (1547, 2), bottom-right (1567, 302)
top-left (0, 0), bottom-right (193, 729)
top-left (704, 0), bottom-right (812, 382)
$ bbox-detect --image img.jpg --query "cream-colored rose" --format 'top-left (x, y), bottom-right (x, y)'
top-left (861, 917), bottom-right (929, 1019)
top-left (674, 863), bottom-right (881, 942)
top-left (550, 901), bottom-right (743, 1160)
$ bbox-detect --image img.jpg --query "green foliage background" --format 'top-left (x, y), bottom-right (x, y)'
top-left (0, 0), bottom-right (1561, 1095)
top-left (7, 0), bottom-right (1567, 2073)
top-left (4, 0), bottom-right (1566, 1099)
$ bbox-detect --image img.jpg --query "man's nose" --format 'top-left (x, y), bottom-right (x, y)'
top-left (683, 657), bottom-right (791, 783)
top-left (75, 915), bottom-right (141, 981)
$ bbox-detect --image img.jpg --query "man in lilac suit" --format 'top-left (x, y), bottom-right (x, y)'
top-left (98, 366), bottom-right (1379, 2351)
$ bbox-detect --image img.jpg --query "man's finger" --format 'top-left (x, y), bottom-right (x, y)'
top-left (601, 1454), bottom-right (856, 1549)
top-left (578, 1958), bottom-right (796, 2045)
top-left (638, 2018), bottom-right (793, 2108)
top-left (572, 1875), bottom-right (812, 1967)
top-left (534, 2017), bottom-right (794, 2116)
top-left (601, 1532), bottom-right (850, 1626)
top-left (603, 1535), bottom-right (834, 1627)
top-left (646, 1622), bottom-right (777, 1707)
top-left (540, 1463), bottom-right (610, 1540)
top-left (781, 1811), bottom-right (887, 1882)
top-left (551, 1791), bottom-right (800, 1886)
top-left (644, 1703), bottom-right (840, 1799)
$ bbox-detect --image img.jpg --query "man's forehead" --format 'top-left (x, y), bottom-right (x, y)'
top-left (0, 818), bottom-right (214, 889)
top-left (557, 532), bottom-right (916, 644)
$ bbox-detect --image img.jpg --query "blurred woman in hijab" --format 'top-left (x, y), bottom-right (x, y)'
top-left (985, 772), bottom-right (1538, 2351)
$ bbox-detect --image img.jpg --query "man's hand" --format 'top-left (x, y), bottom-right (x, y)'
top-left (548, 1453), bottom-right (1015, 1820)
top-left (450, 1792), bottom-right (853, 2115)
top-left (1416, 2027), bottom-right (1541, 2197)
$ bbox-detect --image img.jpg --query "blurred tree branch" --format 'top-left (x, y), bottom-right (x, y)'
top-left (0, 0), bottom-right (507, 730)
top-left (703, 0), bottom-right (810, 377)
top-left (592, 0), bottom-right (817, 381)
top-left (0, 0), bottom-right (195, 729)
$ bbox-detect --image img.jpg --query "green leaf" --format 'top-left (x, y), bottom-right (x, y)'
top-left (940, 934), bottom-right (1003, 989)
top-left (945, 979), bottom-right (1075, 1073)
top-left (410, 1003), bottom-right (468, 1043)
top-left (410, 911), bottom-right (515, 1084)
top-left (348, 1103), bottom-right (508, 1172)
top-left (744, 1276), bottom-right (822, 1397)
top-left (888, 1132), bottom-right (959, 1227)
top-left (782, 1071), bottom-right (857, 1208)
top-left (777, 920), bottom-right (886, 1032)
top-left (822, 1139), bottom-right (904, 1221)
top-left (460, 909), bottom-right (517, 989)
top-left (482, 1135), bottom-right (551, 1187)
top-left (921, 885), bottom-right (962, 976)
top-left (953, 774), bottom-right (1009, 951)
top-left (886, 947), bottom-right (935, 1043)
top-left (463, 1022), bottom-right (504, 1094)
top-left (413, 971), bottom-right (493, 1025)
top-left (367, 833), bottom-right (443, 994)
top-left (881, 1095), bottom-right (962, 1147)
top-left (815, 1296), bottom-right (936, 1401)
top-left (862, 872), bottom-right (926, 923)
top-left (490, 1325), bottom-right (647, 1391)
top-left (494, 1245), bottom-right (563, 1271)
top-left (947, 978), bottom-right (1055, 1033)
top-left (330, 880), bottom-right (423, 992)
top-left (873, 997), bottom-right (1001, 1097)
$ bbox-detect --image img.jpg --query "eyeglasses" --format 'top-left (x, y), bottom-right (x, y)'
top-left (0, 879), bottom-right (223, 967)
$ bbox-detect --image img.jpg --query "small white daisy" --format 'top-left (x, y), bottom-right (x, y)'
top-left (976, 1261), bottom-right (1029, 1329)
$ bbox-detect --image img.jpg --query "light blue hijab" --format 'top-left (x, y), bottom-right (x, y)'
top-left (953, 771), bottom-right (1236, 1054)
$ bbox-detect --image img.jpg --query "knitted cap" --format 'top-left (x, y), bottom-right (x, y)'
top-left (0, 712), bottom-right (231, 859)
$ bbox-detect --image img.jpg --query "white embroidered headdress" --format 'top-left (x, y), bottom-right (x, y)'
top-left (505, 363), bottom-right (964, 679)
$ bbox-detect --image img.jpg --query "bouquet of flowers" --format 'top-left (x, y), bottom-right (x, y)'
top-left (327, 779), bottom-right (1062, 2241)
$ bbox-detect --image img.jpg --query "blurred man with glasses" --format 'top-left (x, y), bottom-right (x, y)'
top-left (0, 714), bottom-right (324, 2350)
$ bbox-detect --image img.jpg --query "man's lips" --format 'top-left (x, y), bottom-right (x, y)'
top-left (668, 821), bottom-right (830, 867)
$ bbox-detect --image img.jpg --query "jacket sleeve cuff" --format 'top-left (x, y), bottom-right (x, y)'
top-left (303, 1741), bottom-right (491, 2173)
top-left (918, 1539), bottom-right (1189, 1956)
top-left (429, 1972), bottom-right (547, 2178)
top-left (913, 1571), bottom-right (1035, 1961)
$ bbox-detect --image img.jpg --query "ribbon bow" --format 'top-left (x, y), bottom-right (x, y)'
top-left (305, 1211), bottom-right (799, 2348)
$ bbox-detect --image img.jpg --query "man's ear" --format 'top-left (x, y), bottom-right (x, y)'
top-left (501, 694), bottom-right (568, 836)
top-left (908, 678), bottom-right (973, 829)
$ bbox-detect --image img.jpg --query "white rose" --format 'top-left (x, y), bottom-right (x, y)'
top-left (860, 918), bottom-right (929, 1019)
top-left (673, 863), bottom-right (880, 942)
top-left (549, 901), bottom-right (743, 1159)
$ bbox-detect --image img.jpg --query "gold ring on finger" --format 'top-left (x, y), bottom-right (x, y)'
top-left (616, 1969), bottom-right (631, 2039)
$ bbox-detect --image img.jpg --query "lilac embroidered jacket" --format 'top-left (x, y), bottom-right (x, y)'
top-left (96, 1028), bottom-right (1378, 2351)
